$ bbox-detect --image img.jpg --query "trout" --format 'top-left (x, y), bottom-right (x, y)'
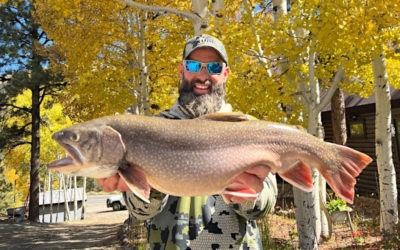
top-left (48, 113), bottom-right (372, 204)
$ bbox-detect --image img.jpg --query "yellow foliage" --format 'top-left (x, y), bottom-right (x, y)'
top-left (34, 0), bottom-right (192, 121)
top-left (31, 0), bottom-right (400, 125)
top-left (2, 90), bottom-right (73, 206)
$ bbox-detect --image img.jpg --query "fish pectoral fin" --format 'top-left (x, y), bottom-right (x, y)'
top-left (118, 166), bottom-right (151, 204)
top-left (197, 112), bottom-right (257, 122)
top-left (279, 161), bottom-right (313, 192)
top-left (101, 126), bottom-right (126, 165)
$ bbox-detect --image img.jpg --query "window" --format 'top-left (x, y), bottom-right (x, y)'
top-left (349, 122), bottom-right (365, 137)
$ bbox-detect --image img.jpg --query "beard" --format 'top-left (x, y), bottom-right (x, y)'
top-left (178, 77), bottom-right (226, 118)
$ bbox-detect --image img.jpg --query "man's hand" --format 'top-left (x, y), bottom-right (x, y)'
top-left (222, 165), bottom-right (271, 204)
top-left (97, 174), bottom-right (131, 192)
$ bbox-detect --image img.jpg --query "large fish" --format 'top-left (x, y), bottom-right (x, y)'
top-left (48, 113), bottom-right (372, 204)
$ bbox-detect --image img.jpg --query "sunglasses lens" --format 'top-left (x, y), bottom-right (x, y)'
top-left (185, 61), bottom-right (202, 72)
top-left (207, 62), bottom-right (223, 74)
top-left (185, 61), bottom-right (223, 74)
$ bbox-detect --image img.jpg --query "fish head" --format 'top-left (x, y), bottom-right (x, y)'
top-left (49, 123), bottom-right (126, 178)
top-left (52, 125), bottom-right (104, 165)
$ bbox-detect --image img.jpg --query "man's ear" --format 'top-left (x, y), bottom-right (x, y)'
top-left (223, 66), bottom-right (230, 81)
top-left (179, 63), bottom-right (184, 79)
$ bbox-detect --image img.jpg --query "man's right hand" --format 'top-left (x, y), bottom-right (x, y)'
top-left (97, 174), bottom-right (131, 192)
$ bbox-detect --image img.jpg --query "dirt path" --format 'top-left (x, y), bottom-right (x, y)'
top-left (0, 195), bottom-right (129, 250)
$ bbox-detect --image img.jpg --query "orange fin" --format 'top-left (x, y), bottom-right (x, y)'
top-left (279, 161), bottom-right (313, 192)
top-left (118, 166), bottom-right (151, 204)
top-left (197, 112), bottom-right (256, 122)
top-left (323, 144), bottom-right (372, 204)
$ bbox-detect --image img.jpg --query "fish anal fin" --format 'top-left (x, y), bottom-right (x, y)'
top-left (279, 161), bottom-right (313, 192)
top-left (118, 166), bottom-right (150, 203)
top-left (222, 189), bottom-right (258, 198)
top-left (223, 181), bottom-right (258, 197)
top-left (197, 112), bottom-right (256, 122)
top-left (222, 185), bottom-right (258, 203)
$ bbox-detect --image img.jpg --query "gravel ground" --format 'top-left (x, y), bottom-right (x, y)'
top-left (0, 195), bottom-right (129, 250)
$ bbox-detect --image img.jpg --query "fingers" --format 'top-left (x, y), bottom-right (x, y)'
top-left (232, 172), bottom-right (264, 193)
top-left (244, 165), bottom-right (271, 181)
top-left (97, 174), bottom-right (132, 192)
top-left (97, 175), bottom-right (119, 192)
top-left (117, 176), bottom-right (131, 192)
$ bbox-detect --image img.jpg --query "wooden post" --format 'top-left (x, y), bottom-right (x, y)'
top-left (49, 170), bottom-right (53, 223)
top-left (56, 173), bottom-right (62, 223)
top-left (62, 174), bottom-right (70, 221)
top-left (82, 177), bottom-right (87, 220)
top-left (74, 176), bottom-right (77, 221)
top-left (42, 171), bottom-right (47, 223)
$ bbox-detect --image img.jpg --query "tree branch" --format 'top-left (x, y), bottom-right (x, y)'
top-left (11, 140), bottom-right (32, 147)
top-left (0, 103), bottom-right (31, 113)
top-left (317, 64), bottom-right (344, 113)
top-left (118, 0), bottom-right (201, 23)
top-left (39, 88), bottom-right (46, 105)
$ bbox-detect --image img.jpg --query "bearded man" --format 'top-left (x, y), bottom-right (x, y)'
top-left (98, 35), bottom-right (277, 249)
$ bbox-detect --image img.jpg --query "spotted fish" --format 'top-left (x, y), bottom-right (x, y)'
top-left (48, 113), bottom-right (372, 204)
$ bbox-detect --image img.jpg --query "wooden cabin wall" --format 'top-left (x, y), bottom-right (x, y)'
top-left (322, 103), bottom-right (400, 198)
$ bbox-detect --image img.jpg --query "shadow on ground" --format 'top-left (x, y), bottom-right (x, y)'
top-left (0, 222), bottom-right (121, 249)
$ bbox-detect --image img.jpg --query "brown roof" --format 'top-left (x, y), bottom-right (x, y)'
top-left (322, 86), bottom-right (400, 112)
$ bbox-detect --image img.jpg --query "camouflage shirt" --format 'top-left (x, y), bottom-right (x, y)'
top-left (124, 101), bottom-right (278, 250)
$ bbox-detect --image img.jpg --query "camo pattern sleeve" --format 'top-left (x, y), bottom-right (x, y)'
top-left (229, 173), bottom-right (278, 220)
top-left (123, 189), bottom-right (169, 221)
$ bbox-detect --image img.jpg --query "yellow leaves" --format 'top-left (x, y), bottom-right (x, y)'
top-left (34, 0), bottom-right (193, 120)
top-left (365, 21), bottom-right (376, 37)
top-left (2, 89), bottom-right (74, 206)
top-left (4, 168), bottom-right (19, 183)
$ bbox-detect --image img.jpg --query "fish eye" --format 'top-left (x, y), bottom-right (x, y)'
top-left (70, 133), bottom-right (80, 142)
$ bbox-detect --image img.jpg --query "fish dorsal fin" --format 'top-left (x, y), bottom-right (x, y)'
top-left (197, 112), bottom-right (257, 122)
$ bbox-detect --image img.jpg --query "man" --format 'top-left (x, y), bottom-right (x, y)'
top-left (98, 34), bottom-right (277, 249)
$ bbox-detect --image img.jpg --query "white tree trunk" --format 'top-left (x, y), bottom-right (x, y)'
top-left (120, 0), bottom-right (207, 36)
top-left (192, 0), bottom-right (209, 35)
top-left (293, 51), bottom-right (320, 249)
top-left (372, 52), bottom-right (399, 238)
top-left (137, 10), bottom-right (151, 116)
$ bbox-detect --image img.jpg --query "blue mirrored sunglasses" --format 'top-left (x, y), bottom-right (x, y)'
top-left (184, 60), bottom-right (225, 74)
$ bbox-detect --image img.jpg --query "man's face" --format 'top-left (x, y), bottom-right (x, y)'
top-left (178, 47), bottom-right (230, 118)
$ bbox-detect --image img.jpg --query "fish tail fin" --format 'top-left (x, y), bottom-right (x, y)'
top-left (324, 144), bottom-right (372, 204)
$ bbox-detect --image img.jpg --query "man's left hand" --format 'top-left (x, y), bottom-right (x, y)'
top-left (222, 165), bottom-right (271, 204)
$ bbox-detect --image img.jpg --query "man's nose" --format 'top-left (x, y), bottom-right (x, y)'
top-left (196, 65), bottom-right (209, 80)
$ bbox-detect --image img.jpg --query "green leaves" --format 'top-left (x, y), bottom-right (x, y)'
top-left (326, 197), bottom-right (351, 213)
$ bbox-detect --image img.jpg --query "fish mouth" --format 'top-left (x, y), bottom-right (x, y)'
top-left (48, 143), bottom-right (84, 170)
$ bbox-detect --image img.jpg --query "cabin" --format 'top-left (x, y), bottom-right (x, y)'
top-left (321, 88), bottom-right (400, 197)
